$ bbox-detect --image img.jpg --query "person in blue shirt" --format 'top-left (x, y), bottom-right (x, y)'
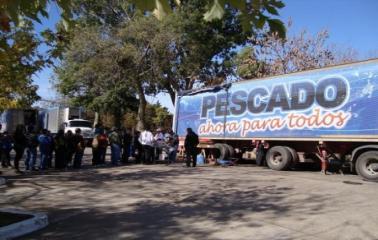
top-left (38, 129), bottom-right (52, 170)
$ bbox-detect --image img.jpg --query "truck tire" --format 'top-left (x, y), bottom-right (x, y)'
top-left (355, 151), bottom-right (378, 181)
top-left (224, 144), bottom-right (235, 158)
top-left (214, 143), bottom-right (229, 160)
top-left (266, 146), bottom-right (292, 171)
top-left (285, 146), bottom-right (299, 168)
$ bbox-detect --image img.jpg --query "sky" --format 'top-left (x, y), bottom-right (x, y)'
top-left (32, 0), bottom-right (378, 112)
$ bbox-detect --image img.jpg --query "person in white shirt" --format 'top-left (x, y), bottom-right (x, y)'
top-left (154, 128), bottom-right (165, 161)
top-left (154, 128), bottom-right (164, 143)
top-left (138, 128), bottom-right (154, 164)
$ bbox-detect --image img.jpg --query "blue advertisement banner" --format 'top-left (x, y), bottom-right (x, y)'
top-left (176, 60), bottom-right (378, 139)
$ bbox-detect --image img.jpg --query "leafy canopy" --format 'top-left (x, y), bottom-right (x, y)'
top-left (0, 20), bottom-right (42, 111)
top-left (0, 0), bottom-right (285, 37)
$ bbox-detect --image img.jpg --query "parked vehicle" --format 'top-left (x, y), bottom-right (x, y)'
top-left (173, 59), bottom-right (378, 181)
top-left (0, 109), bottom-right (39, 133)
top-left (42, 107), bottom-right (94, 141)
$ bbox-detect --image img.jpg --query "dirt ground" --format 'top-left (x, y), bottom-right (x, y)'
top-left (0, 151), bottom-right (377, 240)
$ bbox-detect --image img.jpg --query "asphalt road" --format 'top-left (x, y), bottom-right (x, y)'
top-left (0, 152), bottom-right (377, 240)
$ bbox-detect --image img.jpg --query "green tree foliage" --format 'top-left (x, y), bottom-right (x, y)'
top-left (153, 1), bottom-right (252, 103)
top-left (0, 21), bottom-right (42, 111)
top-left (56, 26), bottom-right (139, 127)
top-left (0, 0), bottom-right (73, 32)
top-left (103, 102), bottom-right (171, 130)
top-left (145, 102), bottom-right (172, 131)
top-left (55, 0), bottom-right (286, 129)
top-left (0, 0), bottom-right (285, 36)
top-left (0, 0), bottom-right (285, 116)
top-left (57, 15), bottom-right (172, 130)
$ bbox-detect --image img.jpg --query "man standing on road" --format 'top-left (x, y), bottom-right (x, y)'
top-left (166, 129), bottom-right (179, 165)
top-left (1, 131), bottom-right (13, 168)
top-left (38, 129), bottom-right (52, 170)
top-left (154, 128), bottom-right (164, 162)
top-left (139, 127), bottom-right (154, 164)
top-left (46, 131), bottom-right (54, 168)
top-left (109, 127), bottom-right (121, 166)
top-left (64, 130), bottom-right (75, 167)
top-left (133, 131), bottom-right (142, 163)
top-left (54, 130), bottom-right (67, 169)
top-left (13, 125), bottom-right (27, 173)
top-left (97, 130), bottom-right (108, 165)
top-left (122, 128), bottom-right (132, 164)
top-left (25, 127), bottom-right (38, 171)
top-left (184, 128), bottom-right (199, 167)
top-left (72, 128), bottom-right (85, 169)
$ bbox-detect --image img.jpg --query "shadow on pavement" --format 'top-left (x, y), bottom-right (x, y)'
top-left (17, 181), bottom-right (331, 240)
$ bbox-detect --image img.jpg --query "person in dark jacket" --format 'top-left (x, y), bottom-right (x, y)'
top-left (46, 130), bottom-right (54, 168)
top-left (122, 128), bottom-right (132, 164)
top-left (132, 131), bottom-right (142, 164)
top-left (13, 125), bottom-right (27, 172)
top-left (184, 128), bottom-right (199, 167)
top-left (54, 130), bottom-right (66, 169)
top-left (72, 128), bottom-right (85, 169)
top-left (64, 130), bottom-right (75, 167)
top-left (1, 131), bottom-right (13, 168)
top-left (25, 127), bottom-right (39, 171)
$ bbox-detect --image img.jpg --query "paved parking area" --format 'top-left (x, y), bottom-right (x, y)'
top-left (0, 152), bottom-right (377, 240)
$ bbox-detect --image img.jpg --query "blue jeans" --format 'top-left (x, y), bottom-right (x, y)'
top-left (111, 144), bottom-right (121, 165)
top-left (40, 151), bottom-right (48, 170)
top-left (122, 144), bottom-right (131, 163)
top-left (168, 150), bottom-right (177, 164)
top-left (25, 147), bottom-right (37, 170)
top-left (73, 151), bottom-right (84, 168)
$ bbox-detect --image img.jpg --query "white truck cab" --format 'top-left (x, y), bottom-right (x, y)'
top-left (64, 119), bottom-right (94, 140)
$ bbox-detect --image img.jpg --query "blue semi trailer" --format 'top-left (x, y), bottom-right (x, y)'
top-left (173, 59), bottom-right (378, 180)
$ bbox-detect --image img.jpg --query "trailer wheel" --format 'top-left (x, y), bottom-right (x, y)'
top-left (214, 143), bottom-right (229, 160)
top-left (224, 144), bottom-right (235, 158)
top-left (356, 151), bottom-right (378, 181)
top-left (266, 146), bottom-right (292, 171)
top-left (285, 147), bottom-right (299, 168)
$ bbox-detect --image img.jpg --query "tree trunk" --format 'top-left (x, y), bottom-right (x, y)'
top-left (165, 82), bottom-right (176, 106)
top-left (136, 83), bottom-right (146, 131)
top-left (168, 87), bottom-right (175, 107)
top-left (113, 110), bottom-right (122, 129)
top-left (93, 112), bottom-right (99, 127)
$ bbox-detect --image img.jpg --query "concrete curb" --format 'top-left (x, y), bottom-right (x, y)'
top-left (0, 208), bottom-right (48, 240)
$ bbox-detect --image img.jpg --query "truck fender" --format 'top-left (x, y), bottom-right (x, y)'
top-left (351, 145), bottom-right (378, 172)
top-left (351, 145), bottom-right (378, 162)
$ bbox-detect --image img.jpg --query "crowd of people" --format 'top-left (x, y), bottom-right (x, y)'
top-left (0, 123), bottom-right (86, 173)
top-left (0, 122), bottom-right (190, 174)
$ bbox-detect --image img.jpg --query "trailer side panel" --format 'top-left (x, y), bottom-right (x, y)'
top-left (176, 60), bottom-right (378, 140)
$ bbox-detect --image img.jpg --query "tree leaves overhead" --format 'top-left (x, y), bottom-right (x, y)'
top-left (267, 18), bottom-right (286, 38)
top-left (0, 21), bottom-right (43, 111)
top-left (0, 0), bottom-right (285, 37)
top-left (0, 0), bottom-right (73, 32)
top-left (128, 0), bottom-right (286, 37)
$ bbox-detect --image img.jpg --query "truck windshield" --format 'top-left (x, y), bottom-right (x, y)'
top-left (68, 121), bottom-right (92, 128)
